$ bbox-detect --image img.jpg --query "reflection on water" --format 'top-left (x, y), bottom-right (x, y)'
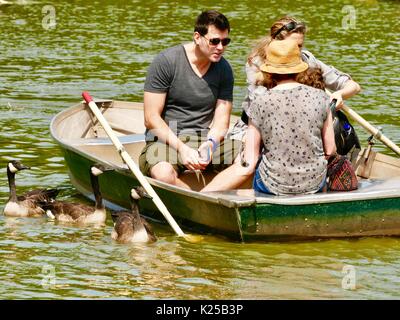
top-left (0, 0), bottom-right (399, 299)
top-left (2, 215), bottom-right (400, 299)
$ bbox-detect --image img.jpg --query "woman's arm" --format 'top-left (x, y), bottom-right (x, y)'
top-left (302, 50), bottom-right (361, 109)
top-left (321, 109), bottom-right (337, 158)
top-left (329, 80), bottom-right (361, 109)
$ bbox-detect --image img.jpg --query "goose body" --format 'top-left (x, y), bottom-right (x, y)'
top-left (44, 202), bottom-right (106, 224)
top-left (3, 160), bottom-right (59, 217)
top-left (111, 188), bottom-right (156, 243)
top-left (41, 165), bottom-right (108, 225)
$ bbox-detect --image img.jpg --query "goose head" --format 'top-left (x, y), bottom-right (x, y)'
top-left (130, 187), bottom-right (152, 200)
top-left (90, 163), bottom-right (113, 176)
top-left (8, 160), bottom-right (30, 173)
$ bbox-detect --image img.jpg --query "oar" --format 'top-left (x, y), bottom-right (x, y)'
top-left (340, 105), bottom-right (400, 156)
top-left (82, 92), bottom-right (202, 242)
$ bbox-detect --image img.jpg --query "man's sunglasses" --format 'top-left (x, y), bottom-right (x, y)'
top-left (201, 35), bottom-right (231, 46)
top-left (272, 21), bottom-right (298, 38)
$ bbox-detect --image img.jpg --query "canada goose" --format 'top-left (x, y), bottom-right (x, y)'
top-left (3, 160), bottom-right (59, 217)
top-left (111, 187), bottom-right (157, 243)
top-left (41, 164), bottom-right (110, 225)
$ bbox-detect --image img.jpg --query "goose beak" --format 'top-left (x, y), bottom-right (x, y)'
top-left (135, 187), bottom-right (152, 199)
top-left (92, 163), bottom-right (114, 174)
top-left (141, 192), bottom-right (152, 199)
top-left (131, 187), bottom-right (152, 200)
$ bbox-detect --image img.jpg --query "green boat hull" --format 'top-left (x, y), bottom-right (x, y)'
top-left (62, 147), bottom-right (400, 242)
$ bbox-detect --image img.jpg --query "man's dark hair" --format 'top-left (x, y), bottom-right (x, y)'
top-left (194, 10), bottom-right (230, 36)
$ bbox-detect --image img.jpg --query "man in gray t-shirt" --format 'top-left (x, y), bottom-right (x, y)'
top-left (139, 10), bottom-right (240, 188)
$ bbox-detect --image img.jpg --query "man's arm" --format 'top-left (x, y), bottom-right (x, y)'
top-left (198, 98), bottom-right (232, 167)
top-left (144, 91), bottom-right (182, 151)
top-left (144, 91), bottom-right (202, 171)
top-left (198, 57), bottom-right (234, 165)
top-left (208, 98), bottom-right (232, 143)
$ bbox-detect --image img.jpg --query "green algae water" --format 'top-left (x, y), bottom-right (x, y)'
top-left (0, 0), bottom-right (399, 299)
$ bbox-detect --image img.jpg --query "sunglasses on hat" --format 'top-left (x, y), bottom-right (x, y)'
top-left (272, 21), bottom-right (297, 38)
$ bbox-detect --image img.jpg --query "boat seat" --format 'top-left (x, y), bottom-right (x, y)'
top-left (355, 177), bottom-right (400, 192)
top-left (67, 134), bottom-right (145, 146)
top-left (250, 177), bottom-right (400, 204)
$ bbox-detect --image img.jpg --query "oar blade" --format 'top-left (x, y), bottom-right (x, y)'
top-left (182, 234), bottom-right (204, 243)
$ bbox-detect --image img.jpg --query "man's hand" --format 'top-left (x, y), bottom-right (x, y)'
top-left (197, 140), bottom-right (214, 169)
top-left (178, 144), bottom-right (203, 171)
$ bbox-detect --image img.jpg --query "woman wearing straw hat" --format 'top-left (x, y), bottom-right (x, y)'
top-left (228, 16), bottom-right (361, 142)
top-left (202, 39), bottom-right (336, 195)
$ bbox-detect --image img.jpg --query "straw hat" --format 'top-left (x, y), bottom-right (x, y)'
top-left (260, 39), bottom-right (308, 74)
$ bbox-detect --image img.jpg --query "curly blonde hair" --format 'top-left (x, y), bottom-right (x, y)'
top-left (256, 68), bottom-right (326, 90)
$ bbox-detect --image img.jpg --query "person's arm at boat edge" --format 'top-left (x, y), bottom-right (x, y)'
top-left (303, 49), bottom-right (361, 110)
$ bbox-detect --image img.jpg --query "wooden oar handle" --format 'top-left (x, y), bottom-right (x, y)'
top-left (329, 99), bottom-right (337, 113)
top-left (81, 91), bottom-right (186, 237)
top-left (325, 88), bottom-right (400, 156)
top-left (342, 105), bottom-right (400, 156)
top-left (82, 91), bottom-right (94, 104)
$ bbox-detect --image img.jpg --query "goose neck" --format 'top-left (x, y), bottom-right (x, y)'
top-left (90, 171), bottom-right (104, 210)
top-left (7, 167), bottom-right (17, 202)
top-left (130, 200), bottom-right (141, 218)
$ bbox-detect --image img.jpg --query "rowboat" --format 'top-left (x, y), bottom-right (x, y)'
top-left (50, 100), bottom-right (400, 242)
